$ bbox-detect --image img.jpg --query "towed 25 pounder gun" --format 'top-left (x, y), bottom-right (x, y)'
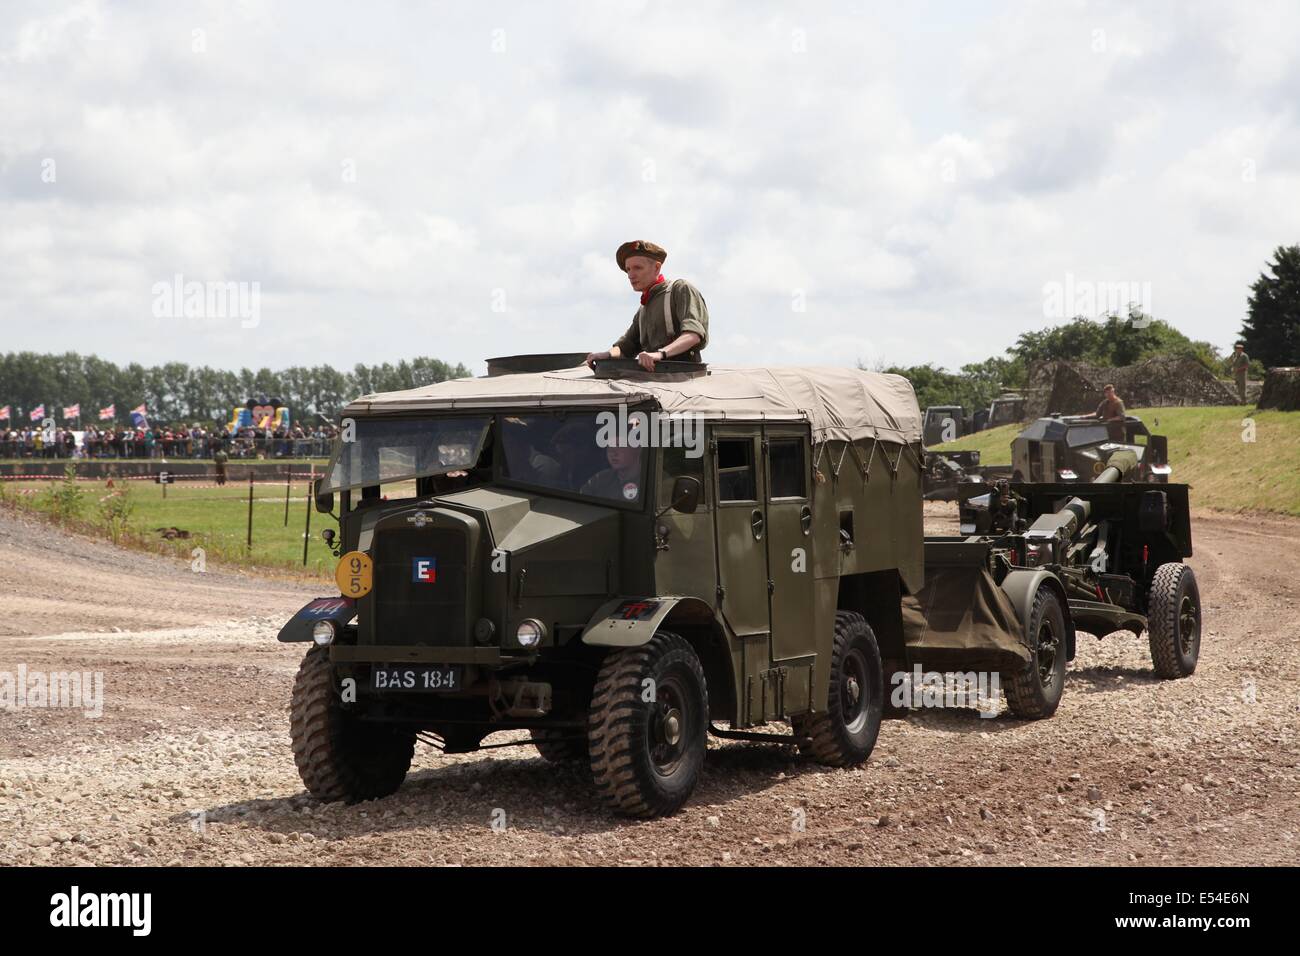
top-left (920, 447), bottom-right (1201, 717)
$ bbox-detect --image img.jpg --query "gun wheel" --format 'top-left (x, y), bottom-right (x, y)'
top-left (587, 631), bottom-right (708, 818)
top-left (1003, 586), bottom-right (1067, 719)
top-left (1147, 563), bottom-right (1201, 679)
top-left (290, 646), bottom-right (415, 803)
top-left (800, 611), bottom-right (883, 767)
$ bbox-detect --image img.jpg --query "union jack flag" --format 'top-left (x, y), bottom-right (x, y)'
top-left (99, 404), bottom-right (115, 420)
top-left (62, 403), bottom-right (80, 419)
top-left (29, 404), bottom-right (45, 422)
top-left (0, 406), bottom-right (9, 421)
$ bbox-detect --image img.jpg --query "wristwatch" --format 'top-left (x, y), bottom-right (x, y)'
top-left (656, 350), bottom-right (668, 361)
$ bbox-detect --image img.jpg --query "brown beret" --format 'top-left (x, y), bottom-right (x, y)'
top-left (616, 240), bottom-right (668, 272)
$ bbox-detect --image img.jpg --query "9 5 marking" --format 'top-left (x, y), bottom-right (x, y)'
top-left (335, 550), bottom-right (373, 598)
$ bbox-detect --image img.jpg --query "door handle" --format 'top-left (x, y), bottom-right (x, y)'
top-left (750, 509), bottom-right (765, 540)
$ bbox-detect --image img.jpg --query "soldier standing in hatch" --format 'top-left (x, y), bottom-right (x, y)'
top-left (585, 240), bottom-right (709, 371)
top-left (1095, 383), bottom-right (1127, 442)
top-left (1231, 343), bottom-right (1251, 403)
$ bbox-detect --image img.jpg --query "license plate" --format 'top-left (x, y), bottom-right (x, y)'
top-left (371, 665), bottom-right (462, 692)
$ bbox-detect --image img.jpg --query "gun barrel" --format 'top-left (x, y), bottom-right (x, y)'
top-left (1093, 449), bottom-right (1138, 484)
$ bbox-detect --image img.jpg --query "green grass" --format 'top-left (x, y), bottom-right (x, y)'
top-left (1, 475), bottom-right (342, 577)
top-left (933, 405), bottom-right (1300, 516)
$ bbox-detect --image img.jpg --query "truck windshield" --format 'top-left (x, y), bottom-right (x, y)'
top-left (320, 417), bottom-right (491, 493)
top-left (498, 410), bottom-right (645, 504)
top-left (1066, 425), bottom-right (1111, 447)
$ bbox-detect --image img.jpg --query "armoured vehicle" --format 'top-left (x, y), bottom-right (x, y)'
top-left (276, 359), bottom-right (1201, 816)
top-left (1011, 413), bottom-right (1170, 484)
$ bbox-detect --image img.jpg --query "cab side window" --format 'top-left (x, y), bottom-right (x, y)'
top-left (768, 438), bottom-right (806, 499)
top-left (716, 438), bottom-right (756, 502)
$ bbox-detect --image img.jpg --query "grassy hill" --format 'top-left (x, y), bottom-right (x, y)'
top-left (934, 405), bottom-right (1300, 516)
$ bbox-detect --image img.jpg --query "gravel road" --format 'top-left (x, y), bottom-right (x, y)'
top-left (2, 504), bottom-right (1297, 866)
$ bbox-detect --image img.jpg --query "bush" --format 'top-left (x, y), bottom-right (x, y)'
top-left (38, 464), bottom-right (86, 524)
top-left (97, 482), bottom-right (135, 544)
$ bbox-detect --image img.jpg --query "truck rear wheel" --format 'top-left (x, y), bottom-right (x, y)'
top-left (1002, 587), bottom-right (1067, 719)
top-left (290, 646), bottom-right (415, 803)
top-left (1147, 563), bottom-right (1201, 679)
top-left (531, 728), bottom-right (588, 763)
top-left (800, 611), bottom-right (883, 767)
top-left (587, 631), bottom-right (708, 818)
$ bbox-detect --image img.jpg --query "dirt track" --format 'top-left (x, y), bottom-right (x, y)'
top-left (1, 504), bottom-right (1298, 866)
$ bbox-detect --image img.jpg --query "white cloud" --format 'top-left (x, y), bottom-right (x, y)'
top-left (0, 0), bottom-right (1297, 376)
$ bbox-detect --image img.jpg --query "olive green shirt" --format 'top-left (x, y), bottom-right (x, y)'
top-left (1096, 396), bottom-right (1126, 420)
top-left (612, 279), bottom-right (709, 361)
top-left (1232, 351), bottom-right (1250, 373)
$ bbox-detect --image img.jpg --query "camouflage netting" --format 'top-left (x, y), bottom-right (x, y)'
top-left (1257, 367), bottom-right (1300, 411)
top-left (1025, 357), bottom-right (1239, 417)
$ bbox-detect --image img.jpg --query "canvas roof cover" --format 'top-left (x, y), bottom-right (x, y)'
top-left (341, 365), bottom-right (922, 445)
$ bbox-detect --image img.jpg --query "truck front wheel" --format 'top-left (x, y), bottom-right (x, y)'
top-left (1002, 587), bottom-right (1067, 719)
top-left (801, 611), bottom-right (884, 767)
top-left (587, 631), bottom-right (708, 818)
top-left (289, 646), bottom-right (415, 803)
top-left (1147, 563), bottom-right (1201, 679)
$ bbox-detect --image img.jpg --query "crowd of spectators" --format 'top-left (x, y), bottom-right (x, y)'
top-left (0, 422), bottom-right (341, 459)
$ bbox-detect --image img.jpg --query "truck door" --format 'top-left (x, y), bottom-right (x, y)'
top-left (711, 429), bottom-right (771, 641)
top-left (763, 425), bottom-right (814, 662)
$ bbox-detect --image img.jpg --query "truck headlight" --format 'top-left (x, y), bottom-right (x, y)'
top-left (312, 620), bottom-right (337, 646)
top-left (516, 619), bottom-right (545, 648)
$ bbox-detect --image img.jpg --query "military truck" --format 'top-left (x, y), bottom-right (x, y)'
top-left (982, 393), bottom-right (1026, 431)
top-left (922, 405), bottom-right (967, 446)
top-left (1011, 413), bottom-right (1170, 484)
top-left (276, 358), bottom-right (1199, 817)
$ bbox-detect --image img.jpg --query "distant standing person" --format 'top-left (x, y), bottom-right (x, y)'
top-left (585, 240), bottom-right (709, 371)
top-left (1095, 383), bottom-right (1127, 441)
top-left (213, 445), bottom-right (229, 486)
top-left (1232, 343), bottom-right (1250, 403)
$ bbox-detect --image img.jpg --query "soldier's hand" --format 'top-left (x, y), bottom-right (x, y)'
top-left (585, 351), bottom-right (609, 368)
top-left (636, 351), bottom-right (658, 371)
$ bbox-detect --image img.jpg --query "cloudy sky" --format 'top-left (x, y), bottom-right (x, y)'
top-left (2, 0), bottom-right (1299, 376)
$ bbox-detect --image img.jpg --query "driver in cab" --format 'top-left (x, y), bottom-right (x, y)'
top-left (579, 443), bottom-right (642, 501)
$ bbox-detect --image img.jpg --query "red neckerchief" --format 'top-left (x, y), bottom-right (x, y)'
top-left (640, 274), bottom-right (666, 306)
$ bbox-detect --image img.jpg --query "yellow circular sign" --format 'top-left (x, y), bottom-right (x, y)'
top-left (335, 550), bottom-right (373, 598)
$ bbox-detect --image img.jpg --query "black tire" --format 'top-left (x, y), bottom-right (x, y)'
top-left (587, 631), bottom-right (708, 818)
top-left (530, 727), bottom-right (588, 763)
top-left (1002, 586), bottom-right (1067, 719)
top-left (1147, 563), bottom-right (1201, 679)
top-left (800, 611), bottom-right (884, 767)
top-left (290, 647), bottom-right (415, 803)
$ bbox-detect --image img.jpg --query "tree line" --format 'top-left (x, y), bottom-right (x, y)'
top-left (878, 244), bottom-right (1300, 411)
top-left (0, 354), bottom-right (472, 426)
